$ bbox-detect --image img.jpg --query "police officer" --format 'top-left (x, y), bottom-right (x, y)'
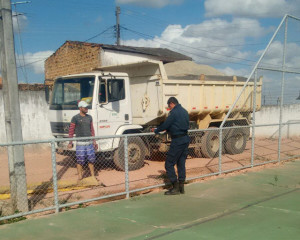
top-left (155, 97), bottom-right (190, 195)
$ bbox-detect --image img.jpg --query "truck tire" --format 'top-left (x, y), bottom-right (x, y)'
top-left (192, 135), bottom-right (203, 158)
top-left (225, 128), bottom-right (247, 155)
top-left (200, 128), bottom-right (220, 158)
top-left (113, 137), bottom-right (146, 171)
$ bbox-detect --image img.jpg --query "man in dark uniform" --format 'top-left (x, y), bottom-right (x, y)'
top-left (155, 97), bottom-right (190, 195)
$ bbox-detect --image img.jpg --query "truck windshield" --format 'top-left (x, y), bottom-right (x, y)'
top-left (50, 76), bottom-right (95, 110)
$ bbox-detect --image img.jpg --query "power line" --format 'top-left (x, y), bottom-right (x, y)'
top-left (17, 25), bottom-right (114, 70)
top-left (121, 6), bottom-right (268, 30)
top-left (83, 26), bottom-right (114, 42)
top-left (121, 26), bottom-right (256, 64)
top-left (122, 21), bottom-right (271, 49)
top-left (12, 1), bottom-right (30, 86)
top-left (123, 21), bottom-right (269, 49)
top-left (121, 26), bottom-right (300, 70)
top-left (121, 7), bottom-right (171, 26)
top-left (16, 58), bottom-right (45, 68)
top-left (122, 12), bottom-right (168, 29)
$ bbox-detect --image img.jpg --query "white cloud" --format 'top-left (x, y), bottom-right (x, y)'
top-left (204, 0), bottom-right (299, 18)
top-left (122, 18), bottom-right (269, 65)
top-left (218, 67), bottom-right (251, 77)
top-left (183, 18), bottom-right (267, 40)
top-left (218, 41), bottom-right (300, 87)
top-left (257, 41), bottom-right (300, 70)
top-left (122, 38), bottom-right (161, 48)
top-left (17, 51), bottom-right (54, 74)
top-left (116, 0), bottom-right (184, 8)
top-left (12, 11), bottom-right (28, 33)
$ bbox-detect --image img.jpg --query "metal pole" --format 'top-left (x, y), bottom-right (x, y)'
top-left (124, 136), bottom-right (130, 199)
top-left (287, 14), bottom-right (300, 21)
top-left (51, 142), bottom-right (59, 213)
top-left (0, 0), bottom-right (28, 212)
top-left (251, 70), bottom-right (258, 167)
top-left (220, 15), bottom-right (288, 129)
top-left (218, 128), bottom-right (222, 174)
top-left (0, 5), bottom-right (16, 210)
top-left (278, 17), bottom-right (288, 162)
top-left (115, 6), bottom-right (121, 45)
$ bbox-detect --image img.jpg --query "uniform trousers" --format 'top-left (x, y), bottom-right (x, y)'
top-left (165, 135), bottom-right (190, 183)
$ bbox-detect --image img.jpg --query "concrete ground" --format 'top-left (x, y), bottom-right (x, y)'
top-left (0, 159), bottom-right (300, 240)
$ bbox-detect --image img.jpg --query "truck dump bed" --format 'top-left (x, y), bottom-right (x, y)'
top-left (97, 60), bottom-right (262, 126)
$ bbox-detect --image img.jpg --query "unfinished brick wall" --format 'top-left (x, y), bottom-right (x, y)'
top-left (0, 77), bottom-right (45, 90)
top-left (44, 41), bottom-right (102, 84)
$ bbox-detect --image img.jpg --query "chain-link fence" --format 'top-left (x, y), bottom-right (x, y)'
top-left (1, 14), bottom-right (300, 222)
top-left (1, 122), bottom-right (300, 221)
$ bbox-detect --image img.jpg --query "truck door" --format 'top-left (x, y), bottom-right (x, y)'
top-left (96, 76), bottom-right (130, 149)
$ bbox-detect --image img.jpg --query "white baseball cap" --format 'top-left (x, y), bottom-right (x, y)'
top-left (78, 101), bottom-right (88, 108)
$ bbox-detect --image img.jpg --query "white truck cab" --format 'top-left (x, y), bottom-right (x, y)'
top-left (49, 71), bottom-right (144, 170)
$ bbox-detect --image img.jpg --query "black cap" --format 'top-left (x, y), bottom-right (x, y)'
top-left (167, 97), bottom-right (179, 105)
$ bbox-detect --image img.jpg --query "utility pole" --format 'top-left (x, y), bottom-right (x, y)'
top-left (115, 6), bottom-right (120, 45)
top-left (0, 0), bottom-right (28, 212)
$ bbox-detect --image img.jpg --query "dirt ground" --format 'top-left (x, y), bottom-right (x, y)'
top-left (1, 137), bottom-right (300, 215)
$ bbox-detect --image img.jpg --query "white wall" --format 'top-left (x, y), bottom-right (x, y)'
top-left (0, 90), bottom-right (53, 142)
top-left (1, 89), bottom-right (300, 142)
top-left (255, 104), bottom-right (300, 138)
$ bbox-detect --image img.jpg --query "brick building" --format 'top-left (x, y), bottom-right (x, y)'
top-left (44, 41), bottom-right (192, 85)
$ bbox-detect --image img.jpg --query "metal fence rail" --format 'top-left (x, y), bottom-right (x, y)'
top-left (1, 121), bottom-right (300, 221)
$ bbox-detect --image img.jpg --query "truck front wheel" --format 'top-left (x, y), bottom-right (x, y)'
top-left (113, 137), bottom-right (146, 171)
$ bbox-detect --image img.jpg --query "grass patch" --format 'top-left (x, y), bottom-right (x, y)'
top-left (0, 210), bottom-right (27, 225)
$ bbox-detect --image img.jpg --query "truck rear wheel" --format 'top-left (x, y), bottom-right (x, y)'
top-left (192, 135), bottom-right (203, 158)
top-left (113, 137), bottom-right (146, 171)
top-left (201, 128), bottom-right (220, 158)
top-left (225, 128), bottom-right (247, 155)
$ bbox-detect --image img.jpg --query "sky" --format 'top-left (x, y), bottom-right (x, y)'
top-left (8, 0), bottom-right (300, 104)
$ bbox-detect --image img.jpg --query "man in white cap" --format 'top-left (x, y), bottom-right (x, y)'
top-left (68, 100), bottom-right (98, 181)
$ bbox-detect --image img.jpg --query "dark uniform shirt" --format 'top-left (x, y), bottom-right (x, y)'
top-left (155, 104), bottom-right (189, 140)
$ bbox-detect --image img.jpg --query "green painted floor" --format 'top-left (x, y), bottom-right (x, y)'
top-left (1, 160), bottom-right (300, 240)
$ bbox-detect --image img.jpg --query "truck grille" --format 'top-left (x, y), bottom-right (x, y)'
top-left (50, 122), bottom-right (71, 134)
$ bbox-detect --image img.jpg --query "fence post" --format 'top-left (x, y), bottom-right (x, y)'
top-left (0, 0), bottom-right (28, 213)
top-left (218, 128), bottom-right (223, 174)
top-left (124, 136), bottom-right (130, 199)
top-left (51, 141), bottom-right (59, 213)
top-left (278, 17), bottom-right (288, 163)
top-left (251, 70), bottom-right (258, 167)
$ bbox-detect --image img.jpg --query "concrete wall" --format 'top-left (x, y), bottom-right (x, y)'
top-left (1, 89), bottom-right (300, 142)
top-left (255, 104), bottom-right (300, 138)
top-left (0, 90), bottom-right (52, 142)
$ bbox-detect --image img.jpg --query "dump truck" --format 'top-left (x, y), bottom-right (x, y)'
top-left (48, 60), bottom-right (262, 170)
